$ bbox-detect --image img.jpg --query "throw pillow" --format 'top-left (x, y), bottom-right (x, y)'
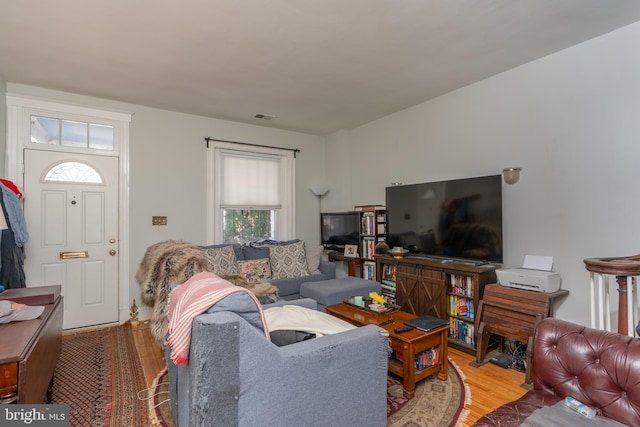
top-left (204, 245), bottom-right (240, 275)
top-left (237, 258), bottom-right (272, 284)
top-left (305, 244), bottom-right (323, 275)
top-left (268, 240), bottom-right (310, 279)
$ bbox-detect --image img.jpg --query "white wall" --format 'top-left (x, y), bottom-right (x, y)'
top-left (329, 22), bottom-right (640, 327)
top-left (5, 83), bottom-right (326, 316)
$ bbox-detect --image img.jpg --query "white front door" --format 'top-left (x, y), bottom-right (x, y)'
top-left (23, 149), bottom-right (119, 329)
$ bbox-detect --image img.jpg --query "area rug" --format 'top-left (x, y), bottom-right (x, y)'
top-left (149, 358), bottom-right (470, 427)
top-left (387, 359), bottom-right (470, 426)
top-left (50, 324), bottom-right (148, 426)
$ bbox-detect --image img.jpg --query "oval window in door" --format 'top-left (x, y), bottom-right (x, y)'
top-left (42, 161), bottom-right (104, 184)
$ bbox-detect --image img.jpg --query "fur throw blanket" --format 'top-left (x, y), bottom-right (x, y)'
top-left (136, 240), bottom-right (210, 344)
top-left (136, 240), bottom-right (279, 344)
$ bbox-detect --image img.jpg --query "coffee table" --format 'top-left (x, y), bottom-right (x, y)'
top-left (325, 302), bottom-right (448, 399)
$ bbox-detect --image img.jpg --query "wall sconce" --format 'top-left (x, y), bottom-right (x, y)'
top-left (502, 167), bottom-right (522, 185)
top-left (309, 187), bottom-right (330, 213)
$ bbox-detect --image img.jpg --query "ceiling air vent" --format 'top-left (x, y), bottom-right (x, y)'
top-left (254, 113), bottom-right (276, 120)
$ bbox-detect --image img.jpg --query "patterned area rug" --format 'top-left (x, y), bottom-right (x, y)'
top-left (387, 359), bottom-right (470, 426)
top-left (149, 358), bottom-right (469, 427)
top-left (50, 324), bottom-right (148, 426)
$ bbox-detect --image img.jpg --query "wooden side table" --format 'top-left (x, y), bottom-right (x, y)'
top-left (326, 302), bottom-right (448, 399)
top-left (474, 284), bottom-right (568, 383)
top-left (327, 251), bottom-right (364, 278)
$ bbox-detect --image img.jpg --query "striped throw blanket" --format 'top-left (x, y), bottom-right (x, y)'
top-left (167, 271), bottom-right (269, 366)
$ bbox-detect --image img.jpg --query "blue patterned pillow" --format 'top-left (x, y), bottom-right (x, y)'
top-left (268, 241), bottom-right (310, 279)
top-left (204, 245), bottom-right (240, 275)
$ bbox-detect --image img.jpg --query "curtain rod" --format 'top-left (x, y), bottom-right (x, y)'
top-left (204, 137), bottom-right (300, 158)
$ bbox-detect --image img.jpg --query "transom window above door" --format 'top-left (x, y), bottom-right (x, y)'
top-left (31, 116), bottom-right (114, 151)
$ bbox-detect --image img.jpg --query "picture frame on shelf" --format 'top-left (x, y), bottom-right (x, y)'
top-left (344, 244), bottom-right (358, 258)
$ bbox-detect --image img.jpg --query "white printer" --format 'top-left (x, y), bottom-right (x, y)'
top-left (496, 255), bottom-right (561, 293)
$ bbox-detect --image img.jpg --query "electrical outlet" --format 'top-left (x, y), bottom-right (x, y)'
top-left (152, 216), bottom-right (167, 226)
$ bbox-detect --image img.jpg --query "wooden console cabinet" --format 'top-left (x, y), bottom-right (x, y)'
top-left (0, 287), bottom-right (63, 403)
top-left (376, 255), bottom-right (497, 355)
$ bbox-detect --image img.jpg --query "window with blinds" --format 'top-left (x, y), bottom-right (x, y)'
top-left (211, 147), bottom-right (294, 243)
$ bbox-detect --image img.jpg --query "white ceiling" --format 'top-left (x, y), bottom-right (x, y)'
top-left (2, 1), bottom-right (640, 135)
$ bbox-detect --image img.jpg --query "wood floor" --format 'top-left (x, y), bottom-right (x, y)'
top-left (132, 320), bottom-right (527, 426)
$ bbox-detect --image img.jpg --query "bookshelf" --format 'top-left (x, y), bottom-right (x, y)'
top-left (359, 207), bottom-right (386, 281)
top-left (447, 274), bottom-right (478, 349)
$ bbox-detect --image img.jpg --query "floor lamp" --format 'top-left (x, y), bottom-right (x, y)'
top-left (309, 187), bottom-right (330, 214)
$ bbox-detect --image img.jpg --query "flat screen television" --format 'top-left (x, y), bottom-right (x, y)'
top-left (385, 175), bottom-right (503, 263)
top-left (320, 212), bottom-right (360, 251)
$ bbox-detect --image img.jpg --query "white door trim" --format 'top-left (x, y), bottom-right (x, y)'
top-left (5, 94), bottom-right (132, 324)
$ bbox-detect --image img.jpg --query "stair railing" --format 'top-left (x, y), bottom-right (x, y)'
top-left (583, 254), bottom-right (640, 337)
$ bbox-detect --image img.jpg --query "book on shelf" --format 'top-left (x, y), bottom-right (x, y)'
top-left (362, 260), bottom-right (376, 280)
top-left (449, 318), bottom-right (475, 345)
top-left (381, 284), bottom-right (396, 296)
top-left (361, 237), bottom-right (375, 260)
top-left (382, 265), bottom-right (396, 281)
top-left (448, 295), bottom-right (475, 320)
top-left (450, 274), bottom-right (473, 297)
top-left (354, 204), bottom-right (386, 212)
top-left (361, 213), bottom-right (375, 235)
top-left (393, 345), bottom-right (440, 370)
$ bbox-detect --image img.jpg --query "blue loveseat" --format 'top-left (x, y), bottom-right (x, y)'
top-left (165, 296), bottom-right (389, 427)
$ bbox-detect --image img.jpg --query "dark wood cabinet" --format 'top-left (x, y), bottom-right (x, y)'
top-left (376, 255), bottom-right (496, 355)
top-left (0, 288), bottom-right (63, 404)
top-left (395, 263), bottom-right (447, 319)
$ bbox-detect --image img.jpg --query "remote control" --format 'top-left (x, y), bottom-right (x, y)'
top-left (379, 319), bottom-right (394, 326)
top-left (394, 326), bottom-right (414, 333)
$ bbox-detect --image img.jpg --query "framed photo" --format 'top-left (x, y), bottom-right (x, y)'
top-left (344, 244), bottom-right (358, 258)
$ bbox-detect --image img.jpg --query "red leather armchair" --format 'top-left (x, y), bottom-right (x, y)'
top-left (474, 318), bottom-right (640, 426)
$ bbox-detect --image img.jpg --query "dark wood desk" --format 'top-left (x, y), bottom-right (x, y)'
top-left (0, 291), bottom-right (63, 403)
top-left (474, 284), bottom-right (569, 383)
top-left (326, 302), bottom-right (448, 399)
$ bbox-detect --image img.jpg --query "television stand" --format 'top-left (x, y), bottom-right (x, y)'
top-left (375, 255), bottom-right (497, 356)
top-left (327, 251), bottom-right (363, 278)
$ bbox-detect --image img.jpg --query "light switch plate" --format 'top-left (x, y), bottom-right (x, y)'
top-left (152, 216), bottom-right (167, 225)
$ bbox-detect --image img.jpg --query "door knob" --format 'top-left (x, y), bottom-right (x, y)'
top-left (109, 238), bottom-right (116, 244)
top-left (109, 250), bottom-right (117, 256)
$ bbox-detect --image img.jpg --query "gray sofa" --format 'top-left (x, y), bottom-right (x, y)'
top-left (202, 240), bottom-right (336, 300)
top-left (165, 296), bottom-right (389, 427)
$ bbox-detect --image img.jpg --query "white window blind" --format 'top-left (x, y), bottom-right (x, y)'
top-left (220, 151), bottom-right (281, 208)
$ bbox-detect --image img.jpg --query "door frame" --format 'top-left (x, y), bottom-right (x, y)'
top-left (6, 95), bottom-right (132, 325)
